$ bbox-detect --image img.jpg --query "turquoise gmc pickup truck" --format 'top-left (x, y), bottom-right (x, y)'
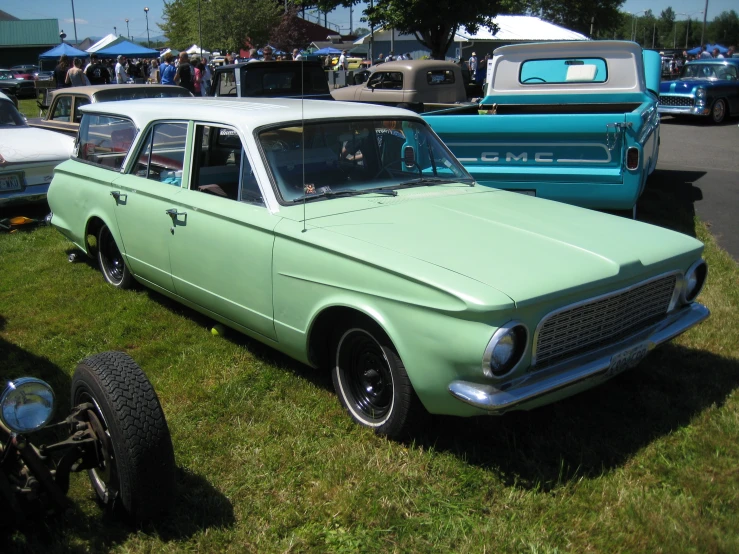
top-left (423, 41), bottom-right (662, 213)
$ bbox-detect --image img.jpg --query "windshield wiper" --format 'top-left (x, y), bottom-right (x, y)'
top-left (396, 177), bottom-right (475, 187)
top-left (291, 186), bottom-right (398, 203)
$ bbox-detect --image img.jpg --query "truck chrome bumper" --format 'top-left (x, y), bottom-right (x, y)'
top-left (448, 302), bottom-right (709, 414)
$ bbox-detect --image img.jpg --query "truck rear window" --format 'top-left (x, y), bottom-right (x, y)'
top-left (520, 58), bottom-right (608, 84)
top-left (427, 70), bottom-right (455, 85)
top-left (240, 66), bottom-right (330, 96)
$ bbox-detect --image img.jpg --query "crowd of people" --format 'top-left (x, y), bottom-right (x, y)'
top-left (663, 45), bottom-right (735, 77)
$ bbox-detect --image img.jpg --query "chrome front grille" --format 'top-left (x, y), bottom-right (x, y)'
top-left (659, 95), bottom-right (693, 107)
top-left (534, 274), bottom-right (678, 368)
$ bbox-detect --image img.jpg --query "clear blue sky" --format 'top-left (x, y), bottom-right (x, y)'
top-left (4, 0), bottom-right (735, 43)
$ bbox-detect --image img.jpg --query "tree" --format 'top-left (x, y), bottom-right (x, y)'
top-left (353, 26), bottom-right (370, 37)
top-left (296, 0), bottom-right (503, 60)
top-left (160, 0), bottom-right (281, 52)
top-left (708, 10), bottom-right (739, 46)
top-left (270, 6), bottom-right (311, 53)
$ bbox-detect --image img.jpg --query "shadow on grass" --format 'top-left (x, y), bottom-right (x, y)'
top-left (414, 342), bottom-right (739, 491)
top-left (637, 168), bottom-right (705, 237)
top-left (0, 323), bottom-right (235, 552)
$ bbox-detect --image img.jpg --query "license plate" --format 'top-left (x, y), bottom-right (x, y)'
top-left (0, 173), bottom-right (23, 192)
top-left (607, 343), bottom-right (649, 377)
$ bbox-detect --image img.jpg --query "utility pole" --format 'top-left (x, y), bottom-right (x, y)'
top-left (144, 7), bottom-right (150, 48)
top-left (125, 19), bottom-right (130, 41)
top-left (70, 0), bottom-right (78, 44)
top-left (652, 23), bottom-right (656, 48)
top-left (700, 0), bottom-right (708, 47)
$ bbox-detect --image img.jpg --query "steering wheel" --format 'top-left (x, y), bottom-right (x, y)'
top-left (373, 159), bottom-right (403, 179)
top-left (522, 77), bottom-right (547, 83)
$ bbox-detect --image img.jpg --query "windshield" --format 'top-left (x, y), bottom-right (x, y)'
top-left (680, 63), bottom-right (738, 80)
top-left (259, 118), bottom-right (473, 203)
top-left (0, 100), bottom-right (27, 127)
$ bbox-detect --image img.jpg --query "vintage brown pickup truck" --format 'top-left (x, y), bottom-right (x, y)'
top-left (331, 60), bottom-right (479, 112)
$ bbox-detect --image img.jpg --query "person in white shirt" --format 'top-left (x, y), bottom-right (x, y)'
top-left (339, 50), bottom-right (347, 70)
top-left (292, 48), bottom-right (303, 61)
top-left (468, 52), bottom-right (478, 74)
top-left (115, 55), bottom-right (129, 84)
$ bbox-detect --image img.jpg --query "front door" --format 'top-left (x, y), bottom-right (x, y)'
top-left (167, 124), bottom-right (278, 340)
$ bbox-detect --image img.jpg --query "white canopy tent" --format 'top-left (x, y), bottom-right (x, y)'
top-left (185, 44), bottom-right (211, 56)
top-left (86, 34), bottom-right (126, 54)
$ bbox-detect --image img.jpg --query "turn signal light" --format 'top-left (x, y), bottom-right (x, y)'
top-left (626, 147), bottom-right (639, 170)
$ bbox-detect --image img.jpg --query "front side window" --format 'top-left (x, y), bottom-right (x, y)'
top-left (132, 122), bottom-right (188, 185)
top-left (216, 72), bottom-right (236, 97)
top-left (73, 97), bottom-right (91, 124)
top-left (258, 119), bottom-right (472, 204)
top-left (367, 72), bottom-right (404, 90)
top-left (76, 114), bottom-right (138, 170)
top-left (51, 96), bottom-right (73, 121)
top-left (190, 125), bottom-right (263, 205)
top-left (520, 58), bottom-right (608, 84)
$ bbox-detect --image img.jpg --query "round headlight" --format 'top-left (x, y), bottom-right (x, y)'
top-left (0, 377), bottom-right (55, 434)
top-left (682, 259), bottom-right (708, 304)
top-left (483, 322), bottom-right (528, 378)
top-left (695, 87), bottom-right (706, 99)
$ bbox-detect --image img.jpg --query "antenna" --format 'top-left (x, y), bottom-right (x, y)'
top-left (301, 58), bottom-right (307, 233)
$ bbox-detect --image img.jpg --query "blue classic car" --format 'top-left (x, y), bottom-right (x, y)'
top-left (658, 58), bottom-right (739, 123)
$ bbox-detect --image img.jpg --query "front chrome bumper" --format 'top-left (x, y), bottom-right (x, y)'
top-left (448, 302), bottom-right (709, 414)
top-left (657, 105), bottom-right (710, 116)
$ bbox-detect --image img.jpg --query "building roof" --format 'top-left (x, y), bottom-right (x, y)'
top-left (457, 15), bottom-right (588, 41)
top-left (0, 19), bottom-right (59, 47)
top-left (354, 15), bottom-right (587, 45)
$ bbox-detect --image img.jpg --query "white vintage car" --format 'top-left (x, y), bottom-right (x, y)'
top-left (0, 91), bottom-right (74, 207)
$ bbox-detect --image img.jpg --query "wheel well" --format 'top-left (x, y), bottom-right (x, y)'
top-left (307, 306), bottom-right (388, 369)
top-left (84, 217), bottom-right (105, 255)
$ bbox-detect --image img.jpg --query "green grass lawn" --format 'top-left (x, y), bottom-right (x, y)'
top-left (1, 120), bottom-right (738, 552)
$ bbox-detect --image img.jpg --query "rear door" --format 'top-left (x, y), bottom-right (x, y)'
top-left (111, 120), bottom-right (189, 292)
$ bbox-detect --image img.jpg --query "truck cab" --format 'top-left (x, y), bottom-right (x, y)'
top-left (211, 61), bottom-right (333, 100)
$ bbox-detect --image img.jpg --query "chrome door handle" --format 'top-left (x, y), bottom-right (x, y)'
top-left (110, 191), bottom-right (127, 202)
top-left (165, 208), bottom-right (186, 218)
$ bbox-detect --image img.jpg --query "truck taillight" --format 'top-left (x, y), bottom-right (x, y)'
top-left (626, 147), bottom-right (639, 170)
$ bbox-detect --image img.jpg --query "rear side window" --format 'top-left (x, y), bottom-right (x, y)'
top-left (240, 66), bottom-right (330, 96)
top-left (427, 70), bottom-right (455, 85)
top-left (216, 71), bottom-right (236, 96)
top-left (75, 114), bottom-right (137, 170)
top-left (520, 58), bottom-right (608, 84)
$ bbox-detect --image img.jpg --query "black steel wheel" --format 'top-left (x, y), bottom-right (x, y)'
top-left (97, 224), bottom-right (132, 289)
top-left (332, 318), bottom-right (425, 439)
top-left (710, 98), bottom-right (726, 124)
top-left (71, 351), bottom-right (176, 522)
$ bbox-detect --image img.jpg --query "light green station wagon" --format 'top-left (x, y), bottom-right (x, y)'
top-left (48, 97), bottom-right (709, 438)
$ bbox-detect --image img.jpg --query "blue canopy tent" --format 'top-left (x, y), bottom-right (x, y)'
top-left (313, 47), bottom-right (343, 55)
top-left (95, 40), bottom-right (160, 59)
top-left (38, 43), bottom-right (89, 59)
top-left (687, 44), bottom-right (729, 56)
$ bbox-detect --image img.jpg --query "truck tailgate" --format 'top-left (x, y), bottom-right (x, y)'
top-left (424, 111), bottom-right (634, 187)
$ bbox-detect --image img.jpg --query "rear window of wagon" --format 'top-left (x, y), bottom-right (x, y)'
top-left (75, 114), bottom-right (138, 171)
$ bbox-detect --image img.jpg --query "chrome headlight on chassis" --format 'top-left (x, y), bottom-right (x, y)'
top-left (0, 377), bottom-right (55, 434)
top-left (695, 87), bottom-right (706, 105)
top-left (482, 321), bottom-right (528, 378)
top-left (682, 259), bottom-right (708, 304)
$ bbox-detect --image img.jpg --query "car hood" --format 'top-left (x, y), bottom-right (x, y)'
top-left (0, 127), bottom-right (74, 164)
top-left (282, 187), bottom-right (703, 305)
top-left (660, 79), bottom-right (712, 93)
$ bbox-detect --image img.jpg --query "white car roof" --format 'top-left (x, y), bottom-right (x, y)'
top-left (80, 97), bottom-right (421, 131)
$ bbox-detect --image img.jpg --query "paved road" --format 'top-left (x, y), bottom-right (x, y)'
top-left (649, 116), bottom-right (739, 260)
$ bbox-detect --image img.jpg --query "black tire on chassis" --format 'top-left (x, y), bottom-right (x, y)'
top-left (710, 98), bottom-right (727, 124)
top-left (331, 317), bottom-right (426, 439)
top-left (71, 351), bottom-right (176, 522)
top-left (97, 224), bottom-right (133, 289)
